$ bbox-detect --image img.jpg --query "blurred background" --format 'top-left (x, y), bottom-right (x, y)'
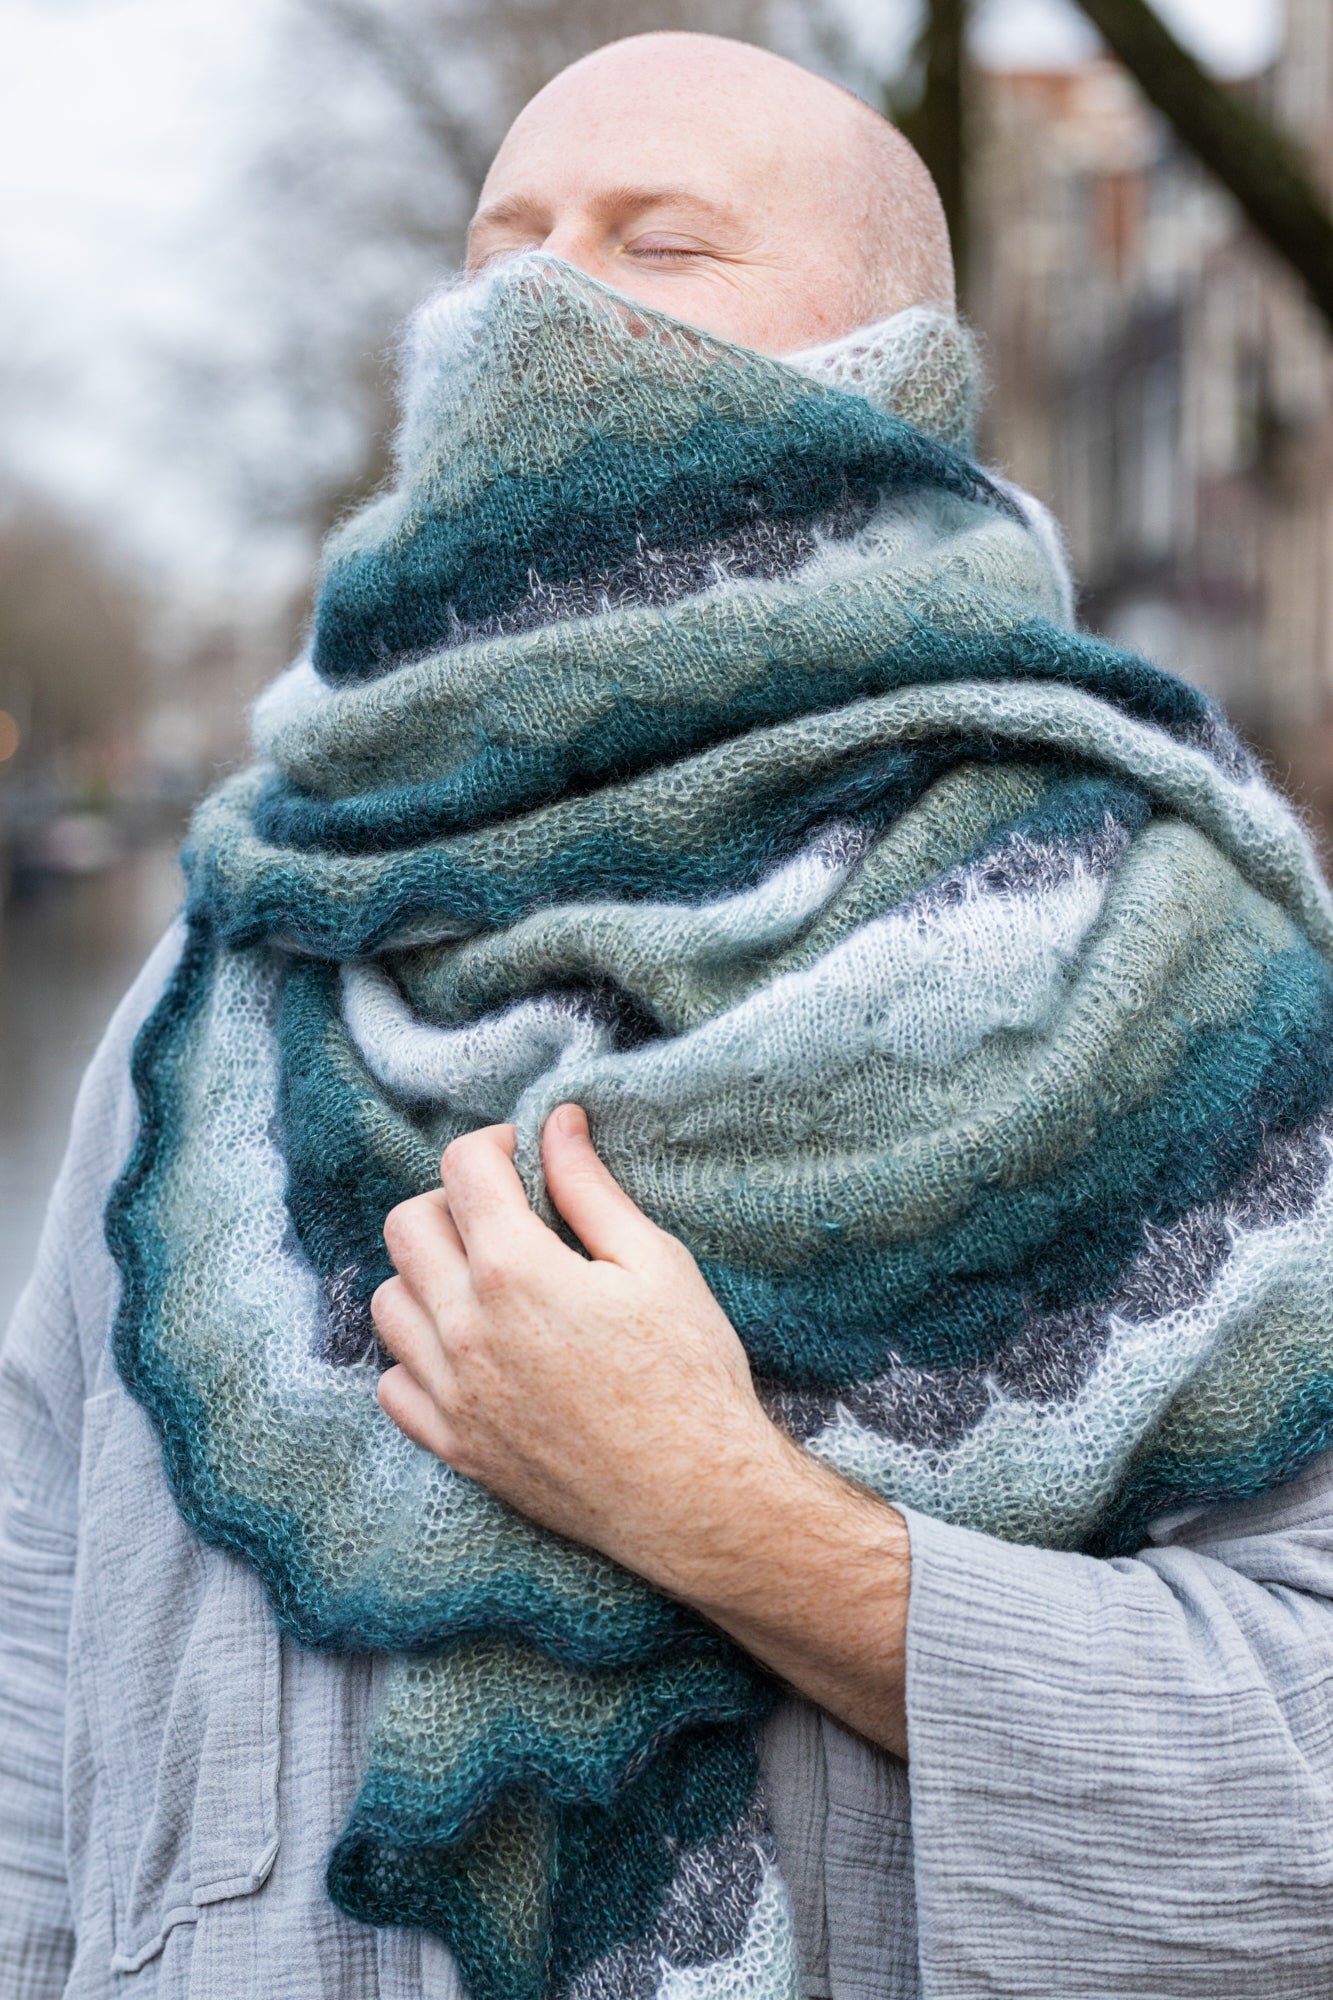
top-left (1, 0), bottom-right (1330, 1319)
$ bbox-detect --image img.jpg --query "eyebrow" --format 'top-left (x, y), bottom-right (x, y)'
top-left (469, 185), bottom-right (744, 236)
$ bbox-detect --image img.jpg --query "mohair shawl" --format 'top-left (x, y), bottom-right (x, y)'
top-left (108, 256), bottom-right (1333, 2000)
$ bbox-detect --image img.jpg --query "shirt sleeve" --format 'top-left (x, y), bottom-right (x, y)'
top-left (0, 1181), bottom-right (83, 1997)
top-left (901, 1459), bottom-right (1333, 2000)
top-left (0, 924), bottom-right (181, 1999)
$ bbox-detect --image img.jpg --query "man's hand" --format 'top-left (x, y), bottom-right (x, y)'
top-left (373, 1103), bottom-right (781, 1583)
top-left (373, 1103), bottom-right (912, 1758)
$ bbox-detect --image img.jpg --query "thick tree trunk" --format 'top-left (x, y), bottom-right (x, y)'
top-left (1071, 0), bottom-right (1333, 331)
top-left (894, 0), bottom-right (970, 299)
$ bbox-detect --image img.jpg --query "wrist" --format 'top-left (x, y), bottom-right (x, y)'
top-left (586, 1398), bottom-right (784, 1597)
top-left (613, 1404), bottom-right (914, 1759)
top-left (646, 1410), bottom-right (906, 1626)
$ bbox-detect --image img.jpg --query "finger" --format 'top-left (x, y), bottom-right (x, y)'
top-left (377, 1363), bottom-right (460, 1464)
top-left (419, 1186), bottom-right (467, 1259)
top-left (371, 1275), bottom-right (458, 1399)
top-left (541, 1103), bottom-right (663, 1267)
top-left (438, 1124), bottom-right (550, 1260)
top-left (382, 1188), bottom-right (468, 1303)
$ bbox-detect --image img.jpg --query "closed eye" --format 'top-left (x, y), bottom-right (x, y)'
top-left (623, 234), bottom-right (730, 264)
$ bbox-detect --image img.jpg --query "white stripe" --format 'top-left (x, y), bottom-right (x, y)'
top-left (654, 1853), bottom-right (801, 2000)
top-left (809, 1141), bottom-right (1333, 1546)
top-left (342, 966), bottom-right (614, 1118)
top-left (342, 830), bottom-right (864, 1112)
top-left (507, 859), bottom-right (1110, 1141)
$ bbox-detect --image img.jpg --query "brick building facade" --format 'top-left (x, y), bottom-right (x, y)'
top-left (972, 0), bottom-right (1333, 830)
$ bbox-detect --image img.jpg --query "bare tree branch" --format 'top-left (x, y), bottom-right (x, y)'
top-left (295, 0), bottom-right (773, 215)
top-left (296, 0), bottom-right (495, 193)
top-left (890, 0), bottom-right (969, 297)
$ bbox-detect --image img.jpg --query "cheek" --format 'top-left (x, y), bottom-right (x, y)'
top-left (640, 270), bottom-right (785, 353)
top-left (775, 267), bottom-right (871, 352)
top-left (672, 260), bottom-right (860, 359)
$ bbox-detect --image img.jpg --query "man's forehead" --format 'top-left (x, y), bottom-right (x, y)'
top-left (479, 42), bottom-right (848, 210)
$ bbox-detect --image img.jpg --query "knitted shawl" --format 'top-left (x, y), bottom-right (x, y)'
top-left (108, 256), bottom-right (1333, 2000)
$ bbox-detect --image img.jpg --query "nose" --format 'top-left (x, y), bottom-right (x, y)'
top-left (536, 217), bottom-right (607, 284)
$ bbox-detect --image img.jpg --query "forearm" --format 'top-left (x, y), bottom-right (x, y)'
top-left (603, 1418), bottom-right (912, 1760)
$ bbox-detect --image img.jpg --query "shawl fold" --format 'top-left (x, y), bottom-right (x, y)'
top-left (108, 258), bottom-right (1333, 2000)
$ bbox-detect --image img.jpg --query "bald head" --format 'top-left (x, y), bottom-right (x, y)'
top-left (467, 33), bottom-right (954, 356)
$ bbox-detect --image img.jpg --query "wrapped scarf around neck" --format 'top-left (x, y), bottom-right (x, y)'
top-left (109, 256), bottom-right (1333, 2000)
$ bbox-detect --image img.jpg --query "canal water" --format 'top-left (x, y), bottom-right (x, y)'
top-left (0, 843), bottom-right (184, 1328)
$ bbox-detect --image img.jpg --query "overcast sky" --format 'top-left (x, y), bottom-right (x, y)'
top-left (0, 0), bottom-right (1288, 595)
top-left (972, 0), bottom-right (1281, 70)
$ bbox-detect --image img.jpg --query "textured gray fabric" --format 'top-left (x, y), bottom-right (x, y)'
top-left (3, 931), bottom-right (1333, 1998)
top-left (903, 1472), bottom-right (1333, 1999)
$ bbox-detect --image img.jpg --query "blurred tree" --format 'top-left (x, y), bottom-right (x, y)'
top-left (295, 0), bottom-right (770, 221)
top-left (0, 496), bottom-right (151, 780)
top-left (892, 0), bottom-right (1333, 331)
top-left (1070, 0), bottom-right (1333, 332)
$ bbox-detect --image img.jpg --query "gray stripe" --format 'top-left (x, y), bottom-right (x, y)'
top-left (438, 497), bottom-right (874, 651)
top-left (314, 1263), bottom-right (389, 1370)
top-left (1177, 712), bottom-right (1256, 785)
top-left (563, 1800), bottom-right (773, 2000)
top-left (932, 804), bottom-right (1132, 906)
top-left (768, 1120), bottom-right (1333, 1454)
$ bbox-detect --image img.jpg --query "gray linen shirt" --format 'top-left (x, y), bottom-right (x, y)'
top-left (4, 927), bottom-right (1333, 1999)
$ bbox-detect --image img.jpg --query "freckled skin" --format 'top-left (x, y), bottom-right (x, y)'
top-left (374, 36), bottom-right (931, 1758)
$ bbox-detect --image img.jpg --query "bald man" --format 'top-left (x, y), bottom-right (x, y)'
top-left (5, 30), bottom-right (1333, 2000)
top-left (378, 30), bottom-right (952, 1766)
top-left (465, 34), bottom-right (954, 352)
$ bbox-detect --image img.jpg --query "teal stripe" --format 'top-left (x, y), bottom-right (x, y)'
top-left (329, 1719), bottom-right (764, 2000)
top-left (1096, 1368), bottom-right (1333, 1556)
top-left (313, 392), bottom-right (1014, 685)
top-left (707, 931), bottom-right (1333, 1379)
top-left (263, 619), bottom-right (1244, 856)
top-left (190, 734), bottom-right (979, 955)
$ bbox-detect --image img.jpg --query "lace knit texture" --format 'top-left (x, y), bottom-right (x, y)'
top-left (107, 257), bottom-right (1333, 2000)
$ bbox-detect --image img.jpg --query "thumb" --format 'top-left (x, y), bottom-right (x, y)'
top-left (541, 1104), bottom-right (658, 1266)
